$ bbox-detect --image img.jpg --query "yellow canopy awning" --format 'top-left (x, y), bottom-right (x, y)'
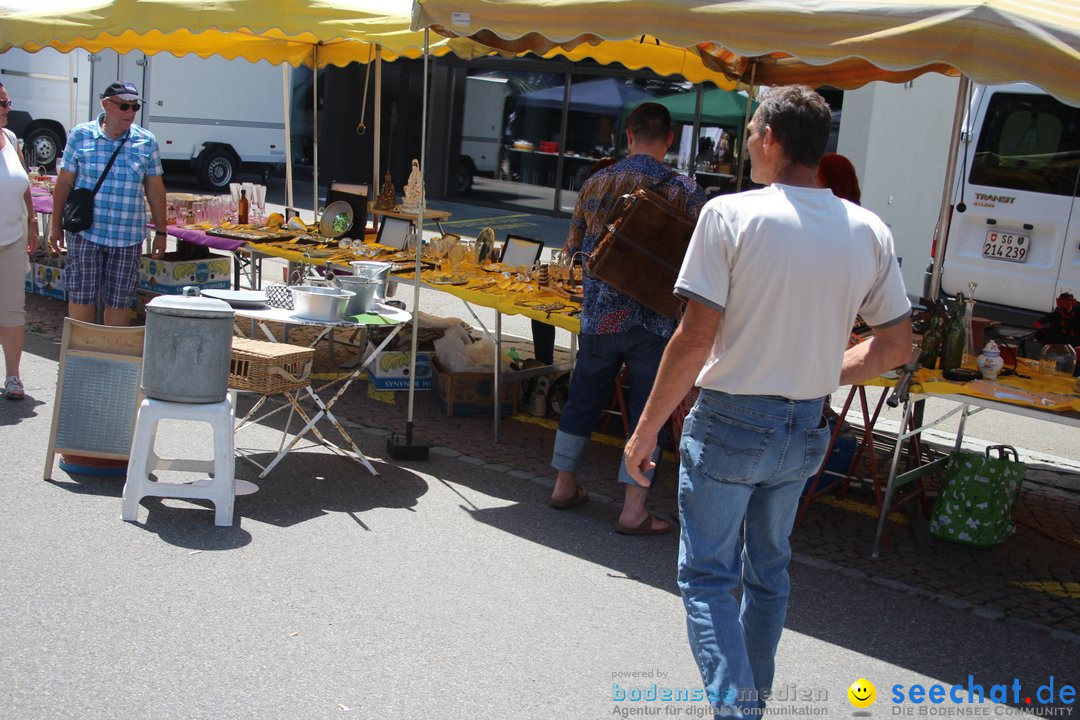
top-left (0, 1), bottom-right (451, 67)
top-left (0, 0), bottom-right (734, 85)
top-left (413, 0), bottom-right (1080, 106)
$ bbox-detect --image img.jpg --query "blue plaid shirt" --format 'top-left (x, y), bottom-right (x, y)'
top-left (60, 114), bottom-right (163, 248)
top-left (568, 154), bottom-right (706, 337)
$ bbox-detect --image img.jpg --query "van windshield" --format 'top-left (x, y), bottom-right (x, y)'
top-left (969, 92), bottom-right (1080, 197)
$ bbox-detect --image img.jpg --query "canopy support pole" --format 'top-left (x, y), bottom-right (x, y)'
top-left (373, 46), bottom-right (383, 215)
top-left (735, 63), bottom-right (757, 193)
top-left (928, 76), bottom-right (971, 302)
top-left (388, 28), bottom-right (431, 462)
top-left (282, 62), bottom-right (294, 211)
top-left (312, 44), bottom-right (320, 222)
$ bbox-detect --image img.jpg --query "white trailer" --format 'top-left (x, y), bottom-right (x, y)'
top-left (0, 48), bottom-right (287, 190)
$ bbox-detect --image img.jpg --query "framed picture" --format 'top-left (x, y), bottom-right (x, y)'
top-left (501, 234), bottom-right (544, 268)
top-left (377, 216), bottom-right (413, 249)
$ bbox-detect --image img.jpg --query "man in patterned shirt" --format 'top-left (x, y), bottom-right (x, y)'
top-left (49, 81), bottom-right (167, 326)
top-left (548, 101), bottom-right (706, 535)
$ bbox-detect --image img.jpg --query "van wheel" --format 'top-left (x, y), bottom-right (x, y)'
top-left (198, 149), bottom-right (237, 190)
top-left (25, 127), bottom-right (64, 170)
top-left (457, 163), bottom-right (473, 194)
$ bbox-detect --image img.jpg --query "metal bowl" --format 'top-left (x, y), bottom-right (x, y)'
top-left (319, 200), bottom-right (354, 239)
top-left (290, 285), bottom-right (355, 322)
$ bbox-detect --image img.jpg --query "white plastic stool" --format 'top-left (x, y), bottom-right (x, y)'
top-left (122, 396), bottom-right (245, 526)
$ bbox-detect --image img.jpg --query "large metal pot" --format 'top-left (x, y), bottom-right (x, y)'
top-left (290, 285), bottom-right (354, 322)
top-left (142, 287), bottom-right (234, 403)
top-left (349, 261), bottom-right (394, 305)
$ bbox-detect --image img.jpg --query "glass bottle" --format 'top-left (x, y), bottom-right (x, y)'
top-left (940, 292), bottom-right (967, 371)
top-left (237, 188), bottom-right (249, 225)
top-left (920, 302), bottom-right (947, 369)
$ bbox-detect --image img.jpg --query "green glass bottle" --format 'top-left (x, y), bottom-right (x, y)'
top-left (940, 292), bottom-right (967, 371)
top-left (920, 303), bottom-right (947, 369)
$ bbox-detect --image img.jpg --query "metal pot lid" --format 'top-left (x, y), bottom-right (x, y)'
top-left (146, 290), bottom-right (234, 318)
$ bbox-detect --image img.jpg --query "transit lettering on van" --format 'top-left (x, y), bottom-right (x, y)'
top-left (925, 82), bottom-right (1080, 329)
top-left (973, 193), bottom-right (1016, 206)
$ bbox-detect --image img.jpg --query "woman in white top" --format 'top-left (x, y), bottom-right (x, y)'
top-left (0, 82), bottom-right (40, 399)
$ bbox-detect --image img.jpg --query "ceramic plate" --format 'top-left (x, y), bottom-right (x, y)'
top-left (201, 289), bottom-right (268, 307)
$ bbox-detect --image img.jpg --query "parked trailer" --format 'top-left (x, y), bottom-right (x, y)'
top-left (0, 48), bottom-right (286, 189)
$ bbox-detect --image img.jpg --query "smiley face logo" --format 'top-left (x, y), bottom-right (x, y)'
top-left (848, 679), bottom-right (876, 708)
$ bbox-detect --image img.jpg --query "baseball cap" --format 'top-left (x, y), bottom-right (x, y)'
top-left (100, 81), bottom-right (140, 101)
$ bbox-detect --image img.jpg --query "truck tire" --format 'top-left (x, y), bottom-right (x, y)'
top-left (198, 148), bottom-right (238, 190)
top-left (25, 127), bottom-right (64, 170)
top-left (457, 158), bottom-right (475, 195)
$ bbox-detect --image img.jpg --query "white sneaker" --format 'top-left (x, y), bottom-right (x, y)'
top-left (4, 375), bottom-right (24, 400)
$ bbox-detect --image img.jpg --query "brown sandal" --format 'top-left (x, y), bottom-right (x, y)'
top-left (616, 512), bottom-right (672, 536)
top-left (549, 487), bottom-right (589, 509)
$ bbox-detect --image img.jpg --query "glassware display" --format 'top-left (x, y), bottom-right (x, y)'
top-left (1038, 343), bottom-right (1077, 377)
top-left (940, 292), bottom-right (967, 371)
top-left (919, 302), bottom-right (948, 369)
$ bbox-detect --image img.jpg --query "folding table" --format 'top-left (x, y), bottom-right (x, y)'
top-left (230, 302), bottom-right (411, 476)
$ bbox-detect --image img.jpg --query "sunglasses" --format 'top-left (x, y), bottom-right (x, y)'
top-left (0, 100), bottom-right (12, 109)
top-left (109, 100), bottom-right (141, 112)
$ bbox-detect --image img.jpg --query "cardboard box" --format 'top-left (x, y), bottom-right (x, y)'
top-left (367, 350), bottom-right (433, 391)
top-left (432, 358), bottom-right (520, 417)
top-left (139, 252), bottom-right (231, 295)
top-left (33, 260), bottom-right (66, 300)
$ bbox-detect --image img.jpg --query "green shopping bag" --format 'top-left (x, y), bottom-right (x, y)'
top-left (929, 445), bottom-right (1027, 548)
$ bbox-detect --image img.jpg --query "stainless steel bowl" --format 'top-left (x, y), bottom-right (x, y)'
top-left (290, 285), bottom-right (355, 322)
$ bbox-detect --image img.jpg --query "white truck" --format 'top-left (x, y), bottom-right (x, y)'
top-left (458, 74), bottom-right (511, 194)
top-left (0, 47), bottom-right (286, 189)
top-left (928, 82), bottom-right (1080, 327)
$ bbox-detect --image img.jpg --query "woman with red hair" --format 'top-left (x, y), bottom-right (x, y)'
top-left (817, 152), bottom-right (861, 205)
top-left (817, 153), bottom-right (863, 432)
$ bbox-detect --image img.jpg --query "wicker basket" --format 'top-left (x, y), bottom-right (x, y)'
top-left (229, 337), bottom-right (313, 394)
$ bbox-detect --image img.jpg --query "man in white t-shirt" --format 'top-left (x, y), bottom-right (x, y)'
top-left (624, 86), bottom-right (912, 718)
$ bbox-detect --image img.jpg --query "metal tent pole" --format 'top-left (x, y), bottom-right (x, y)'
top-left (928, 76), bottom-right (971, 301)
top-left (282, 62), bottom-right (294, 210)
top-left (387, 29), bottom-right (431, 461)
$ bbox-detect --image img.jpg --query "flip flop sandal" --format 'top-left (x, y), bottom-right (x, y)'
top-left (549, 486), bottom-right (589, 509)
top-left (616, 512), bottom-right (673, 536)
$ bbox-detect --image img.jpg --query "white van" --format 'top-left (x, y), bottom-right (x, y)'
top-left (927, 83), bottom-right (1080, 327)
top-left (0, 48), bottom-right (286, 189)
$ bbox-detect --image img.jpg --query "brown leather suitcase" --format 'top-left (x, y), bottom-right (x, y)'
top-left (586, 176), bottom-right (697, 317)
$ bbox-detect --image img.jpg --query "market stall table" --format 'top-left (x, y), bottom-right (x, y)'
top-left (246, 239), bottom-right (581, 440)
top-left (230, 302), bottom-right (411, 477)
top-left (873, 360), bottom-right (1080, 557)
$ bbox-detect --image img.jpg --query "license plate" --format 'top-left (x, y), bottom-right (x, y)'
top-left (982, 231), bottom-right (1030, 263)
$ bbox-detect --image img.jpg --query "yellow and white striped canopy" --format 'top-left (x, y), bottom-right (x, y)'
top-left (0, 0), bottom-right (451, 67)
top-left (0, 0), bottom-right (733, 85)
top-left (413, 0), bottom-right (1080, 106)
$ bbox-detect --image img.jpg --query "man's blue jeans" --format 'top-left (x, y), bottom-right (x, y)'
top-left (677, 390), bottom-right (830, 717)
top-left (551, 327), bottom-right (668, 485)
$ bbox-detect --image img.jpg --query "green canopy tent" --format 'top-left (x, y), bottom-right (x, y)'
top-left (654, 87), bottom-right (755, 126)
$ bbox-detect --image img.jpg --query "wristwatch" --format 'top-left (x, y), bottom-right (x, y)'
top-left (154, 230), bottom-right (167, 237)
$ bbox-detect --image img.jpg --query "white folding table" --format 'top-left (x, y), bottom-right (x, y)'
top-left (231, 303), bottom-right (411, 476)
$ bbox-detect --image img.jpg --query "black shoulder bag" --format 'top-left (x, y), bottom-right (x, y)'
top-left (61, 135), bottom-right (128, 233)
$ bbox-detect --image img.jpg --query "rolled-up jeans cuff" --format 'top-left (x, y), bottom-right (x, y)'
top-left (618, 445), bottom-right (660, 486)
top-left (551, 430), bottom-right (590, 472)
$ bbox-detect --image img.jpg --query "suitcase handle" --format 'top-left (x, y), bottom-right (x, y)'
top-left (984, 444), bottom-right (1019, 463)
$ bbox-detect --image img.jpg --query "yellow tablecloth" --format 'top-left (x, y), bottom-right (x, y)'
top-left (248, 242), bottom-right (582, 333)
top-left (911, 359), bottom-right (1080, 413)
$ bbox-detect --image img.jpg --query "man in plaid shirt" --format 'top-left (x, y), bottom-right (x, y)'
top-left (49, 81), bottom-right (167, 326)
